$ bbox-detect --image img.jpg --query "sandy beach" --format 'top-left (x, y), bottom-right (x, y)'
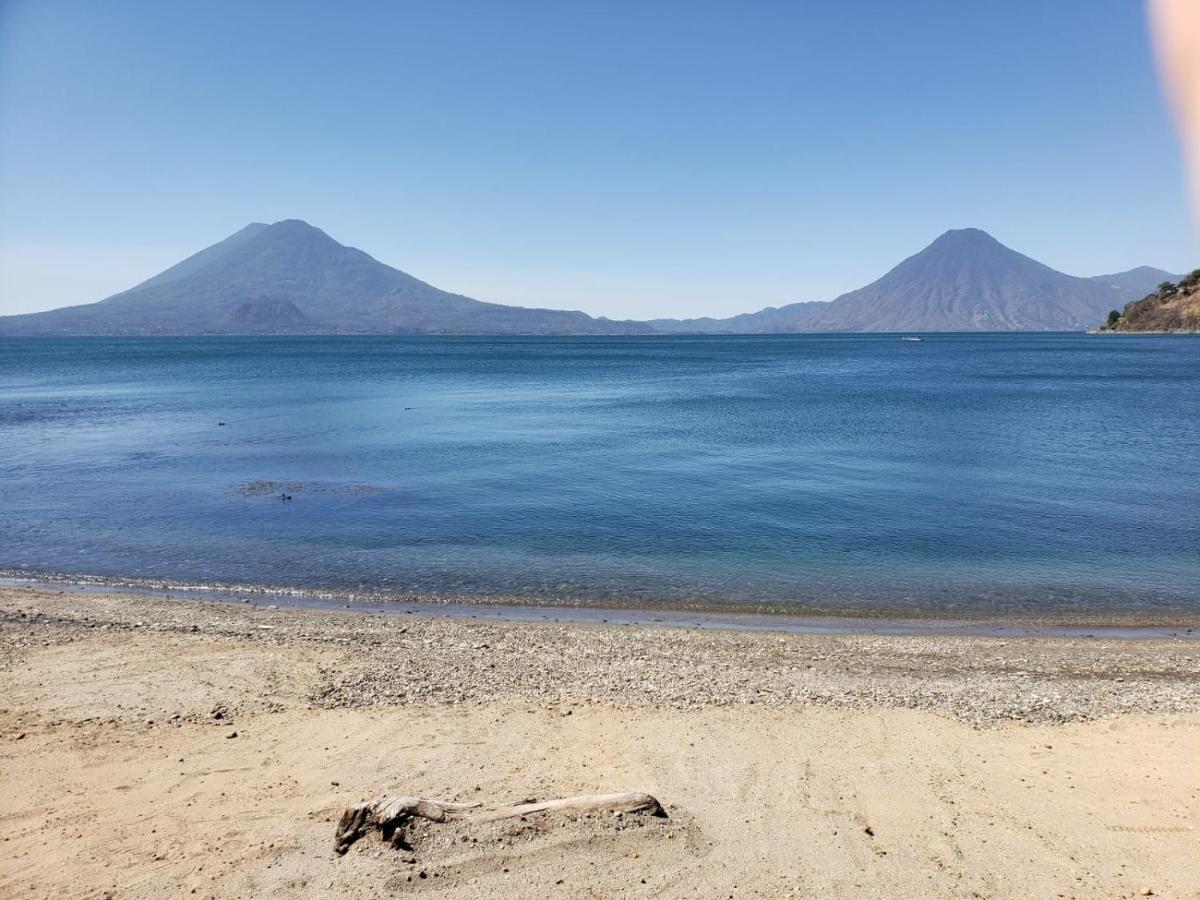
top-left (2, 584), bottom-right (1198, 899)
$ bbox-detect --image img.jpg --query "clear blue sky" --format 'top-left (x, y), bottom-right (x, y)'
top-left (0, 0), bottom-right (1195, 319)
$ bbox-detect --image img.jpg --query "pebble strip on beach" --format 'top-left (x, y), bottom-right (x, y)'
top-left (2, 586), bottom-right (1198, 727)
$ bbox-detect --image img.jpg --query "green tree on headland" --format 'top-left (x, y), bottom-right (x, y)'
top-left (1105, 268), bottom-right (1200, 332)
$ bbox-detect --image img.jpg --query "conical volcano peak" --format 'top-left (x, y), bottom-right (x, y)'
top-left (239, 220), bottom-right (348, 261)
top-left (264, 218), bottom-right (321, 233)
top-left (0, 220), bottom-right (653, 335)
top-left (256, 219), bottom-right (337, 244)
top-left (899, 228), bottom-right (1039, 277)
top-left (793, 226), bottom-right (1122, 331)
top-left (927, 227), bottom-right (1004, 250)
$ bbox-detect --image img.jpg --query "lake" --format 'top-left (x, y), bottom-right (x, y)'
top-left (1, 333), bottom-right (1197, 618)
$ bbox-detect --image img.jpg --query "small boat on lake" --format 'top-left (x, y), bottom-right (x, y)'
top-left (901, 336), bottom-right (923, 342)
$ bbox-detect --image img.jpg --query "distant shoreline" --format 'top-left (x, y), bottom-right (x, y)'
top-left (0, 329), bottom-right (1106, 337)
top-left (1089, 328), bottom-right (1200, 335)
top-left (6, 328), bottom-right (1198, 337)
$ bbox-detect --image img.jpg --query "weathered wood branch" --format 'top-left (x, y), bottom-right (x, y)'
top-left (334, 791), bottom-right (665, 854)
top-left (473, 791), bottom-right (665, 822)
top-left (334, 796), bottom-right (480, 854)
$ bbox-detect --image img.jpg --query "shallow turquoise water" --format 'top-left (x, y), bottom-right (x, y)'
top-left (1, 334), bottom-right (1197, 616)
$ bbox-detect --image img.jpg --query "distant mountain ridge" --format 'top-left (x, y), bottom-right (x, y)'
top-left (650, 229), bottom-right (1171, 333)
top-left (1087, 265), bottom-right (1182, 297)
top-left (0, 220), bottom-right (652, 336)
top-left (0, 221), bottom-right (1176, 335)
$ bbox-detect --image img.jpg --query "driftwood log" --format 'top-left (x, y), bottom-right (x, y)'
top-left (335, 791), bottom-right (666, 854)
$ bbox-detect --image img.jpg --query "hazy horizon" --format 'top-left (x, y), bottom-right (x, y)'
top-left (1, 0), bottom-right (1196, 320)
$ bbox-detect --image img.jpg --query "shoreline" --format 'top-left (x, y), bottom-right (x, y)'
top-left (2, 583), bottom-right (1199, 897)
top-left (1089, 328), bottom-right (1200, 334)
top-left (4, 584), bottom-right (1199, 724)
top-left (4, 569), bottom-right (1199, 638)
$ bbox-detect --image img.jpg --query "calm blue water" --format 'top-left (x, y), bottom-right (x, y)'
top-left (1, 334), bottom-right (1197, 618)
